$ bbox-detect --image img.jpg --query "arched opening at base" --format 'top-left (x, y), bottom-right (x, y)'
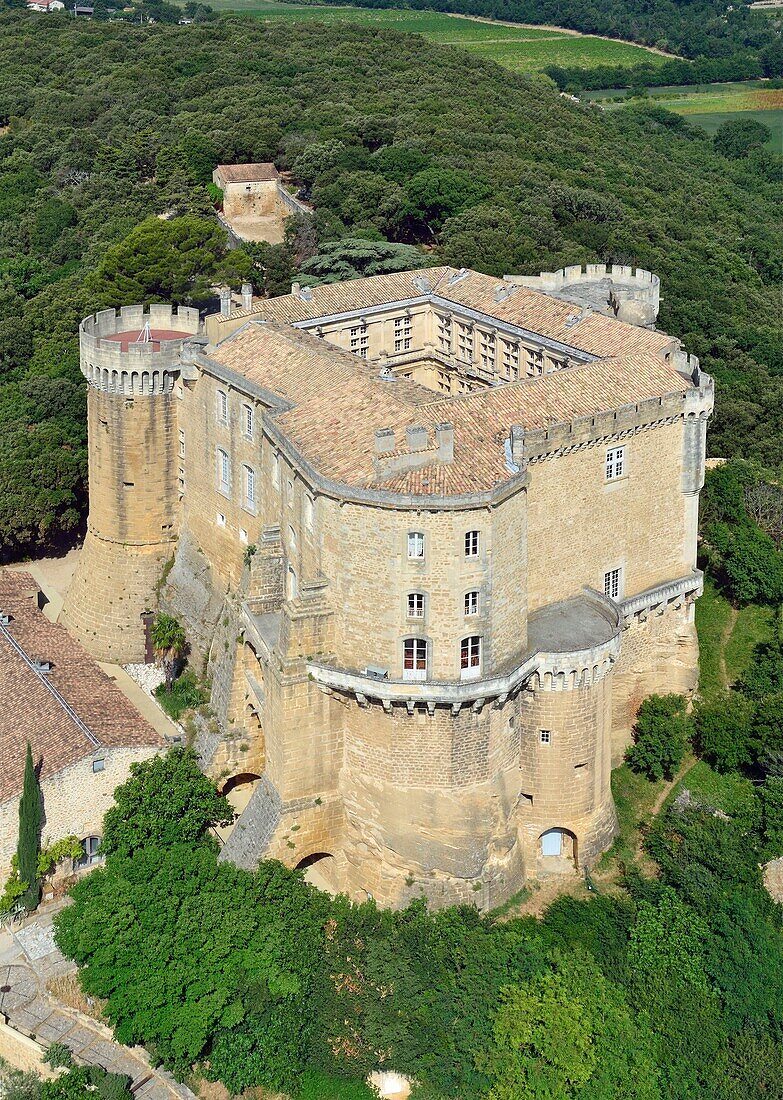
top-left (221, 771), bottom-right (262, 796)
top-left (295, 852), bottom-right (337, 895)
top-left (539, 828), bottom-right (578, 869)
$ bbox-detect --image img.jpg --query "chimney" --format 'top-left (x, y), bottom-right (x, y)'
top-left (435, 423), bottom-right (454, 463)
top-left (406, 425), bottom-right (429, 453)
top-left (291, 282), bottom-right (300, 296)
top-left (241, 282), bottom-right (253, 310)
top-left (510, 424), bottom-right (525, 468)
top-left (375, 428), bottom-right (396, 455)
top-left (220, 287), bottom-right (232, 318)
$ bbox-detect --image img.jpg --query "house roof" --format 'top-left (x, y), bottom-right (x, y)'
top-left (217, 266), bottom-right (675, 361)
top-left (0, 570), bottom-right (162, 803)
top-left (207, 310), bottom-right (694, 497)
top-left (215, 163), bottom-right (280, 184)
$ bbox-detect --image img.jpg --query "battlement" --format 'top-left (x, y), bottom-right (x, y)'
top-left (80, 304), bottom-right (201, 395)
top-left (506, 264), bottom-right (661, 327)
top-left (508, 373), bottom-right (713, 465)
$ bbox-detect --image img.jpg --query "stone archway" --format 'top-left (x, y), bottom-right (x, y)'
top-left (539, 828), bottom-right (578, 868)
top-left (295, 852), bottom-right (337, 894)
top-left (221, 771), bottom-right (262, 796)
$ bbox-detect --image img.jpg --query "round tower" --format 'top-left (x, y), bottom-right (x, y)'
top-left (61, 304), bottom-right (200, 663)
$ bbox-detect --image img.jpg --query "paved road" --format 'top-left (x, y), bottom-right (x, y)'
top-left (0, 910), bottom-right (195, 1100)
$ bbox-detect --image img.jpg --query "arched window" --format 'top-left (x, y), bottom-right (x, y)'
top-left (287, 565), bottom-right (298, 601)
top-left (304, 494), bottom-right (314, 531)
top-left (464, 590), bottom-right (479, 616)
top-left (288, 524), bottom-right (297, 554)
top-left (242, 403), bottom-right (254, 438)
top-left (271, 451), bottom-right (280, 487)
top-left (407, 531), bottom-right (424, 559)
top-left (403, 637), bottom-right (428, 681)
top-left (217, 448), bottom-right (230, 494)
top-left (75, 836), bottom-right (102, 869)
top-left (216, 389), bottom-right (228, 424)
top-left (407, 592), bottom-right (425, 618)
top-left (243, 464), bottom-right (256, 510)
top-left (460, 635), bottom-right (482, 680)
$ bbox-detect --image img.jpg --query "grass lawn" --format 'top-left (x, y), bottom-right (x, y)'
top-left (664, 759), bottom-right (758, 821)
top-left (695, 577), bottom-right (734, 700)
top-left (695, 577), bottom-right (774, 699)
top-left (200, 0), bottom-right (670, 72)
top-left (594, 763), bottom-right (667, 876)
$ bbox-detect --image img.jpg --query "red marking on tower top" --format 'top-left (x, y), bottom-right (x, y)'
top-left (101, 329), bottom-right (192, 352)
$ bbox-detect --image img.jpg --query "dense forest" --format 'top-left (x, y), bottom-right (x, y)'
top-left (0, 11), bottom-right (781, 558)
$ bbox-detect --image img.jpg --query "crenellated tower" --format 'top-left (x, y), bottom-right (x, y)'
top-left (61, 304), bottom-right (200, 663)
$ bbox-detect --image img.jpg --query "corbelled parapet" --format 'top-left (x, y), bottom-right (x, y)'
top-left (79, 304), bottom-right (201, 395)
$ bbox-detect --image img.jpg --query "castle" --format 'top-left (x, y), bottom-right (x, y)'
top-left (61, 264), bottom-right (713, 909)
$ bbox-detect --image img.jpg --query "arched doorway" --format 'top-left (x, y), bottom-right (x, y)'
top-left (539, 828), bottom-right (578, 867)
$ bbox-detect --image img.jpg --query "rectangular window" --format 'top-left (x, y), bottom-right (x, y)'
top-left (479, 331), bottom-right (495, 371)
top-left (92, 758), bottom-right (105, 773)
top-left (178, 429), bottom-right (185, 458)
top-left (407, 593), bottom-right (425, 618)
top-left (464, 530), bottom-right (480, 558)
top-left (407, 531), bottom-right (424, 559)
top-left (216, 512), bottom-right (226, 528)
top-left (540, 730), bottom-right (552, 745)
top-left (304, 494), bottom-right (314, 531)
top-left (350, 325), bottom-right (369, 358)
top-left (217, 389), bottom-right (228, 424)
top-left (244, 465), bottom-right (256, 510)
top-left (605, 446), bottom-right (625, 481)
top-left (239, 527), bottom-right (248, 544)
top-left (437, 314), bottom-right (452, 353)
top-left (217, 448), bottom-right (230, 494)
top-left (243, 404), bottom-right (254, 438)
top-left (457, 323), bottom-right (473, 363)
top-left (526, 347), bottom-right (544, 377)
top-left (403, 638), bottom-right (428, 681)
top-left (502, 340), bottom-right (520, 380)
top-left (272, 452), bottom-right (280, 488)
top-left (393, 315), bottom-right (412, 354)
top-left (460, 635), bottom-right (482, 680)
top-left (286, 478), bottom-right (294, 507)
top-left (604, 568), bottom-right (622, 601)
top-left (464, 590), bottom-right (479, 616)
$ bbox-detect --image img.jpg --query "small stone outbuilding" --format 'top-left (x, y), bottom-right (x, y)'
top-left (0, 569), bottom-right (163, 878)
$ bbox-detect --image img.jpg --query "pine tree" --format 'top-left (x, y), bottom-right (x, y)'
top-left (17, 742), bottom-right (42, 911)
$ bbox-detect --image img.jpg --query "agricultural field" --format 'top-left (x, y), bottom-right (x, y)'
top-left (587, 80), bottom-right (783, 152)
top-left (203, 0), bottom-right (671, 72)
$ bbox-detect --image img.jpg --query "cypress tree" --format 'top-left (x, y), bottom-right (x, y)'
top-left (17, 741), bottom-right (42, 911)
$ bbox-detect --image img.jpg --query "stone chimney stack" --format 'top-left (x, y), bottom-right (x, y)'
top-left (220, 287), bottom-right (232, 318)
top-left (435, 423), bottom-right (454, 462)
top-left (241, 282), bottom-right (253, 310)
top-left (406, 425), bottom-right (429, 452)
top-left (375, 428), bottom-right (396, 455)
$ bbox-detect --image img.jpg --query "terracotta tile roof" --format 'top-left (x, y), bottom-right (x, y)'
top-left (0, 571), bottom-right (162, 803)
top-left (218, 266), bottom-right (673, 360)
top-left (208, 311), bottom-right (692, 496)
top-left (215, 163), bottom-right (280, 184)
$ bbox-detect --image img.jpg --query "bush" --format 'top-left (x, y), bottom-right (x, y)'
top-left (693, 694), bottom-right (755, 773)
top-left (154, 669), bottom-right (206, 719)
top-left (626, 694), bottom-right (689, 781)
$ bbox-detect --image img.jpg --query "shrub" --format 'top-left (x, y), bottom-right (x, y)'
top-left (693, 694), bottom-right (755, 773)
top-left (154, 669), bottom-right (207, 720)
top-left (626, 694), bottom-right (689, 781)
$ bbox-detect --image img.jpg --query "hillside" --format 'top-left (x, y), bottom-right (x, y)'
top-left (0, 12), bottom-right (781, 556)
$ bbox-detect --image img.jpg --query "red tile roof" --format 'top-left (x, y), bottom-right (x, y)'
top-left (215, 163), bottom-right (280, 184)
top-left (0, 571), bottom-right (163, 803)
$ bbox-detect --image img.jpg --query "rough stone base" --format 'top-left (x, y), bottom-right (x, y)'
top-left (60, 529), bottom-right (174, 663)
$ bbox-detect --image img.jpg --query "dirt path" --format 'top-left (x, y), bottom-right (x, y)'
top-left (632, 754), bottom-right (696, 867)
top-left (719, 607), bottom-right (738, 690)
